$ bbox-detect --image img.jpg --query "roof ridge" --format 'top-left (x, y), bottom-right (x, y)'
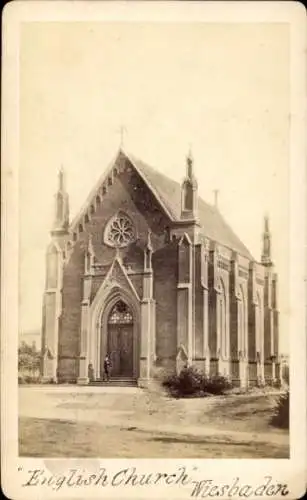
top-left (123, 151), bottom-right (178, 220)
top-left (68, 148), bottom-right (178, 238)
top-left (125, 151), bottom-right (181, 187)
top-left (66, 148), bottom-right (254, 260)
top-left (69, 150), bottom-right (121, 232)
top-left (126, 151), bottom-right (217, 211)
top-left (126, 152), bottom-right (254, 260)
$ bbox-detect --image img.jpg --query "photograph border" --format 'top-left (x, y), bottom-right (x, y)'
top-left (1, 2), bottom-right (306, 499)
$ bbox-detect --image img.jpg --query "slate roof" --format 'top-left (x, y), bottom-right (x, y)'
top-left (69, 148), bottom-right (254, 261)
top-left (126, 152), bottom-right (255, 260)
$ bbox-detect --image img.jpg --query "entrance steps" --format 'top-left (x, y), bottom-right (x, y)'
top-left (89, 377), bottom-right (138, 387)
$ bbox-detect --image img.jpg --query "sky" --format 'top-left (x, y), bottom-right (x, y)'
top-left (19, 21), bottom-right (289, 352)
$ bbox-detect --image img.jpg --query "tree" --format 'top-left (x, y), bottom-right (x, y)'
top-left (18, 341), bottom-right (41, 377)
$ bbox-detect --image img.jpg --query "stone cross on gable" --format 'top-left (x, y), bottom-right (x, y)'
top-left (214, 189), bottom-right (219, 208)
top-left (117, 126), bottom-right (127, 148)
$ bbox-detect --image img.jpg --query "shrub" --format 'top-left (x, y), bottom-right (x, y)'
top-left (41, 378), bottom-right (57, 384)
top-left (203, 374), bottom-right (232, 395)
top-left (18, 374), bottom-right (41, 384)
top-left (162, 366), bottom-right (203, 397)
top-left (265, 378), bottom-right (282, 389)
top-left (162, 366), bottom-right (232, 398)
top-left (271, 390), bottom-right (289, 429)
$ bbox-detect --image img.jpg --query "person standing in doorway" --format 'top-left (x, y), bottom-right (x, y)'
top-left (103, 354), bottom-right (111, 382)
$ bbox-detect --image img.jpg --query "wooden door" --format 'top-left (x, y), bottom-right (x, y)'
top-left (108, 325), bottom-right (121, 376)
top-left (119, 325), bottom-right (133, 376)
top-left (107, 300), bottom-right (134, 378)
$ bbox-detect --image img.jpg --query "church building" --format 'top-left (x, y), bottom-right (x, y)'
top-left (41, 148), bottom-right (280, 387)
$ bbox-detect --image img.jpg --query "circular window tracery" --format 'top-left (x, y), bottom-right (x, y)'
top-left (105, 212), bottom-right (136, 248)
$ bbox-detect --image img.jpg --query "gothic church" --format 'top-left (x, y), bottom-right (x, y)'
top-left (41, 149), bottom-right (280, 387)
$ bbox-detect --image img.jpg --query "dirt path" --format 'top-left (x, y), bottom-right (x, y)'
top-left (19, 386), bottom-right (288, 448)
top-left (19, 416), bottom-right (289, 458)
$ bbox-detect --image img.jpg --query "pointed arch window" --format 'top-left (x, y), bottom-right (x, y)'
top-left (217, 278), bottom-right (228, 358)
top-left (104, 211), bottom-right (136, 248)
top-left (255, 292), bottom-right (264, 359)
top-left (238, 286), bottom-right (247, 356)
top-left (108, 301), bottom-right (133, 324)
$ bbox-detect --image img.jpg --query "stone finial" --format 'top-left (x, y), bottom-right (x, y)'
top-left (88, 233), bottom-right (94, 255)
top-left (185, 148), bottom-right (197, 187)
top-left (261, 213), bottom-right (273, 266)
top-left (181, 149), bottom-right (198, 218)
top-left (186, 147), bottom-right (194, 179)
top-left (146, 229), bottom-right (153, 251)
top-left (144, 229), bottom-right (153, 271)
top-left (85, 234), bottom-right (95, 274)
top-left (58, 166), bottom-right (65, 191)
top-left (52, 166), bottom-right (70, 235)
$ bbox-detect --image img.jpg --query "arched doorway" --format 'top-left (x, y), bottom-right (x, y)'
top-left (106, 300), bottom-right (134, 377)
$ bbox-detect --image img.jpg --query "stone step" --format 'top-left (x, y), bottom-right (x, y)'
top-left (89, 378), bottom-right (138, 387)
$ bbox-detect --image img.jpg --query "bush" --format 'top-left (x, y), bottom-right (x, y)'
top-left (271, 390), bottom-right (289, 429)
top-left (162, 366), bottom-right (202, 397)
top-left (203, 374), bottom-right (232, 395)
top-left (265, 378), bottom-right (282, 389)
top-left (162, 366), bottom-right (232, 398)
top-left (18, 374), bottom-right (41, 384)
top-left (41, 378), bottom-right (57, 384)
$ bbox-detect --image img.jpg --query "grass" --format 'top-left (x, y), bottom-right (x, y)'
top-left (19, 417), bottom-right (289, 459)
top-left (194, 394), bottom-right (283, 433)
top-left (39, 390), bottom-right (282, 434)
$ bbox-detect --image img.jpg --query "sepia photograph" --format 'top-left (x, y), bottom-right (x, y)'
top-left (17, 17), bottom-right (291, 460)
top-left (2, 1), bottom-right (306, 499)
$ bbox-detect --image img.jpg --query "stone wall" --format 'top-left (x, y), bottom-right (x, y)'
top-left (153, 242), bottom-right (178, 370)
top-left (55, 159), bottom-right (174, 381)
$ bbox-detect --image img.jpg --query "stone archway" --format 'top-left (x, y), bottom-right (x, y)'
top-left (97, 288), bottom-right (140, 380)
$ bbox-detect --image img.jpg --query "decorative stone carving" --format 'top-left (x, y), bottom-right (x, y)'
top-left (104, 212), bottom-right (136, 248)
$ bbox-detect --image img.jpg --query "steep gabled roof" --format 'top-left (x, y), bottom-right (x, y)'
top-left (70, 151), bottom-right (119, 231)
top-left (69, 148), bottom-right (254, 260)
top-left (126, 151), bottom-right (254, 260)
top-left (127, 153), bottom-right (181, 220)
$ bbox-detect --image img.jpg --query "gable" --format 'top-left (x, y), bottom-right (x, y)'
top-left (102, 257), bottom-right (140, 302)
top-left (90, 256), bottom-right (141, 319)
top-left (66, 148), bottom-right (254, 261)
top-left (68, 149), bottom-right (173, 242)
top-left (63, 154), bottom-right (172, 271)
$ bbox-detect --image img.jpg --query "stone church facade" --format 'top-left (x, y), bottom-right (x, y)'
top-left (41, 149), bottom-right (280, 387)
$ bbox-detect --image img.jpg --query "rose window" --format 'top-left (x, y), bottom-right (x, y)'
top-left (105, 212), bottom-right (136, 248)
